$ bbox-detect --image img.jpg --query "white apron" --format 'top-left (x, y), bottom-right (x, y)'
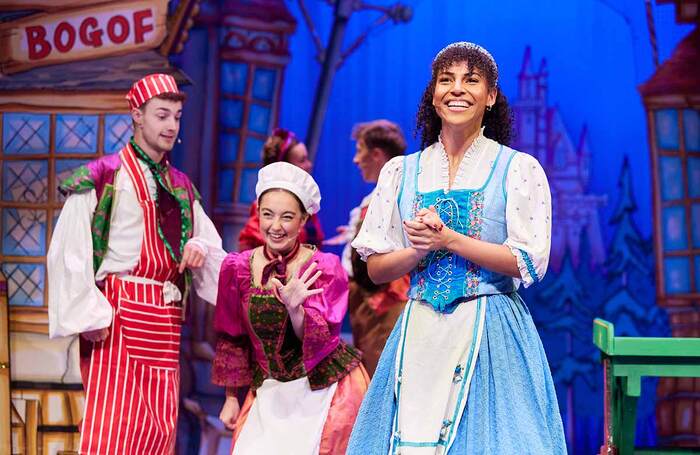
top-left (234, 376), bottom-right (338, 455)
top-left (390, 297), bottom-right (486, 454)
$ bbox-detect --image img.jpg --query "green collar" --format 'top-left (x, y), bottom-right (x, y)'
top-left (129, 137), bottom-right (169, 175)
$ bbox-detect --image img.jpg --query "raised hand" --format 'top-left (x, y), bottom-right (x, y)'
top-left (323, 225), bottom-right (351, 246)
top-left (270, 261), bottom-right (323, 311)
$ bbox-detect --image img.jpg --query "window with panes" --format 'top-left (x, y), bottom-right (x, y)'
top-left (653, 108), bottom-right (700, 298)
top-left (216, 60), bottom-right (279, 206)
top-left (0, 111), bottom-right (132, 310)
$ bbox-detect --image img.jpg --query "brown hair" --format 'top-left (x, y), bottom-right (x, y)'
top-left (133, 92), bottom-right (187, 128)
top-left (262, 128), bottom-right (300, 166)
top-left (139, 92), bottom-right (187, 109)
top-left (352, 119), bottom-right (407, 159)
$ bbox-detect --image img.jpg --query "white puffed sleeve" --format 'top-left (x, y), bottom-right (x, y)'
top-left (48, 190), bottom-right (113, 338)
top-left (351, 156), bottom-right (407, 260)
top-left (187, 200), bottom-right (226, 305)
top-left (503, 153), bottom-right (552, 287)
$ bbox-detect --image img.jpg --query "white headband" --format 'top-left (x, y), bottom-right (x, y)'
top-left (433, 41), bottom-right (499, 86)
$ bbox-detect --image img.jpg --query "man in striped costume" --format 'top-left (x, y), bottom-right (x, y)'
top-left (48, 74), bottom-right (224, 454)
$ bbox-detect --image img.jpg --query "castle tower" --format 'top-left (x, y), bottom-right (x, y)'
top-left (512, 47), bottom-right (607, 271)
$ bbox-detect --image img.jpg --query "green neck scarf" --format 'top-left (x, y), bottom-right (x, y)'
top-left (130, 137), bottom-right (172, 194)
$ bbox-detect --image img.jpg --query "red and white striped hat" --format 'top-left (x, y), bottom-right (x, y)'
top-left (126, 73), bottom-right (181, 109)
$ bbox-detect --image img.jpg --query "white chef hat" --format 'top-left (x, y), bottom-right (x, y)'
top-left (255, 162), bottom-right (321, 215)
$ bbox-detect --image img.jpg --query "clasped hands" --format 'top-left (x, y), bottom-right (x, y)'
top-left (403, 205), bottom-right (452, 257)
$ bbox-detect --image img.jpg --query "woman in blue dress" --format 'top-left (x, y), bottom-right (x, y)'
top-left (347, 42), bottom-right (567, 454)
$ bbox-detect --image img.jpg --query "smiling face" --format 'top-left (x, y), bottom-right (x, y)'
top-left (258, 189), bottom-right (308, 255)
top-left (132, 96), bottom-right (182, 156)
top-left (432, 61), bottom-right (496, 130)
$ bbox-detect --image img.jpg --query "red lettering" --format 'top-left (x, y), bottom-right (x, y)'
top-left (107, 15), bottom-right (129, 44)
top-left (53, 21), bottom-right (76, 53)
top-left (79, 17), bottom-right (103, 48)
top-left (23, 10), bottom-right (157, 62)
top-left (25, 25), bottom-right (51, 60)
top-left (133, 9), bottom-right (153, 44)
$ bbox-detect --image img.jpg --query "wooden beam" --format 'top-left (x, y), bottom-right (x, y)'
top-left (24, 399), bottom-right (39, 455)
top-left (9, 308), bottom-right (48, 336)
top-left (0, 275), bottom-right (11, 455)
top-left (0, 0), bottom-right (114, 10)
top-left (0, 92), bottom-right (129, 112)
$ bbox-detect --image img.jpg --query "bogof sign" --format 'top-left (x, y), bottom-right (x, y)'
top-left (0, 0), bottom-right (169, 75)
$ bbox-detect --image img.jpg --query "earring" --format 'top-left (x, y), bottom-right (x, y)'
top-left (486, 105), bottom-right (493, 112)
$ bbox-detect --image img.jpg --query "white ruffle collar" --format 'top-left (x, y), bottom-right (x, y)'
top-left (435, 127), bottom-right (487, 192)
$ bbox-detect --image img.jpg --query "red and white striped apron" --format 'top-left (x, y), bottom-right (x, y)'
top-left (79, 145), bottom-right (183, 454)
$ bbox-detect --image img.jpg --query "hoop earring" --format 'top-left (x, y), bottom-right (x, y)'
top-left (486, 105), bottom-right (493, 112)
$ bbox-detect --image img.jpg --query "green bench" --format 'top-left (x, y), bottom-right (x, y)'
top-left (593, 318), bottom-right (700, 454)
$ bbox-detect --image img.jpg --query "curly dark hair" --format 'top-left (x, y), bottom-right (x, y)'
top-left (415, 44), bottom-right (514, 149)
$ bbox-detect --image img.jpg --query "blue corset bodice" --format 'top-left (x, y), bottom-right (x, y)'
top-left (398, 145), bottom-right (517, 313)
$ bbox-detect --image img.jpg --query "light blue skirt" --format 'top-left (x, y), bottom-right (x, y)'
top-left (347, 293), bottom-right (567, 454)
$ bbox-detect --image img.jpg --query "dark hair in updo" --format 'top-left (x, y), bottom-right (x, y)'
top-left (262, 128), bottom-right (300, 166)
top-left (415, 44), bottom-right (514, 149)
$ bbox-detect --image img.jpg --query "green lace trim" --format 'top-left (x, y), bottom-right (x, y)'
top-left (91, 184), bottom-right (114, 273)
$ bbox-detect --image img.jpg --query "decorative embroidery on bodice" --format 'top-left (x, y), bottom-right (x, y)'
top-left (399, 144), bottom-right (516, 313)
top-left (410, 189), bottom-right (485, 312)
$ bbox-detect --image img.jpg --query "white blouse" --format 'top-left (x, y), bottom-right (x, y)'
top-left (351, 131), bottom-right (552, 289)
top-left (48, 158), bottom-right (225, 338)
top-left (341, 192), bottom-right (373, 277)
